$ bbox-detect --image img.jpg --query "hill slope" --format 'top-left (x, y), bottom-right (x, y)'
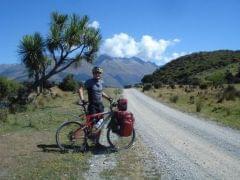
top-left (145, 50), bottom-right (240, 84)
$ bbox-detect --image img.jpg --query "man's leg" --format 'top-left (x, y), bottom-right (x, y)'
top-left (94, 103), bottom-right (104, 145)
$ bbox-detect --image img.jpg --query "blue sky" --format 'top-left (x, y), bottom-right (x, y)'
top-left (1, 0), bottom-right (240, 65)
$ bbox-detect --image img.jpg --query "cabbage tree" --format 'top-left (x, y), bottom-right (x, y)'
top-left (19, 12), bottom-right (101, 93)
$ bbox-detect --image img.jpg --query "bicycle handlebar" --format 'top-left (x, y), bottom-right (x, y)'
top-left (79, 100), bottom-right (117, 114)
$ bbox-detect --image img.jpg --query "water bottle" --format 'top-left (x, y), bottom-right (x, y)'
top-left (94, 118), bottom-right (104, 129)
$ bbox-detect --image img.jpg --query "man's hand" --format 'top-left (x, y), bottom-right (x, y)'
top-left (82, 99), bottom-right (88, 105)
top-left (79, 99), bottom-right (88, 105)
top-left (108, 97), bottom-right (113, 102)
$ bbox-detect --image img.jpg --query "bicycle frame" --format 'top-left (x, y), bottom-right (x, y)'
top-left (79, 111), bottom-right (112, 130)
top-left (74, 102), bottom-right (117, 137)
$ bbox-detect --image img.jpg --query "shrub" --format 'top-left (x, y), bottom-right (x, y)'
top-left (59, 74), bottom-right (79, 92)
top-left (225, 70), bottom-right (234, 84)
top-left (169, 95), bottom-right (179, 103)
top-left (44, 80), bottom-right (56, 89)
top-left (169, 83), bottom-right (175, 89)
top-left (124, 85), bottom-right (132, 89)
top-left (222, 85), bottom-right (239, 101)
top-left (0, 77), bottom-right (23, 100)
top-left (199, 83), bottom-right (208, 90)
top-left (141, 74), bottom-right (154, 84)
top-left (190, 77), bottom-right (201, 86)
top-left (142, 84), bottom-right (152, 92)
top-left (0, 108), bottom-right (8, 123)
top-left (153, 82), bottom-right (163, 89)
top-left (196, 99), bottom-right (203, 112)
top-left (188, 96), bottom-right (195, 104)
top-left (225, 108), bottom-right (231, 116)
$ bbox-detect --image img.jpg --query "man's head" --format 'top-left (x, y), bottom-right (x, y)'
top-left (92, 66), bottom-right (103, 80)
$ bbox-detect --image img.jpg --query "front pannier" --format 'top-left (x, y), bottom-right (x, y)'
top-left (115, 111), bottom-right (135, 137)
top-left (117, 98), bottom-right (128, 111)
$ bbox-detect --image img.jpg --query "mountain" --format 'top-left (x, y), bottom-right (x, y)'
top-left (0, 55), bottom-right (157, 87)
top-left (144, 50), bottom-right (240, 84)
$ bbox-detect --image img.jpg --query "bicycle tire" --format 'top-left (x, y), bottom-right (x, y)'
top-left (56, 121), bottom-right (87, 152)
top-left (107, 128), bottom-right (135, 151)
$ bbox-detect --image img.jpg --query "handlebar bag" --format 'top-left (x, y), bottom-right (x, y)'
top-left (117, 98), bottom-right (128, 111)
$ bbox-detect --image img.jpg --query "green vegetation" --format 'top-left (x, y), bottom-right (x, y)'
top-left (0, 76), bottom-right (23, 100)
top-left (0, 88), bottom-right (92, 179)
top-left (18, 11), bottom-right (101, 93)
top-left (59, 74), bottom-right (81, 92)
top-left (142, 84), bottom-right (240, 129)
top-left (140, 50), bottom-right (240, 129)
top-left (0, 87), bottom-right (128, 179)
top-left (142, 50), bottom-right (240, 85)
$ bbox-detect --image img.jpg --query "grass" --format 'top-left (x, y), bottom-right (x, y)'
top-left (141, 84), bottom-right (240, 130)
top-left (0, 87), bottom-right (126, 179)
top-left (100, 138), bottom-right (161, 179)
top-left (0, 88), bottom-right (92, 179)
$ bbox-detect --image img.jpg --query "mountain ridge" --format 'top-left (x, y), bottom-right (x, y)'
top-left (0, 55), bottom-right (158, 87)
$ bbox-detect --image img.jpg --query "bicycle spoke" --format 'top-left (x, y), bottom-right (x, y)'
top-left (107, 128), bottom-right (135, 150)
top-left (56, 121), bottom-right (86, 152)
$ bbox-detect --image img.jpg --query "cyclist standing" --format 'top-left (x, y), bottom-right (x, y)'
top-left (78, 66), bottom-right (112, 148)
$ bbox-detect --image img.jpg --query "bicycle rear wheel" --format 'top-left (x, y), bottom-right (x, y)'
top-left (56, 121), bottom-right (87, 152)
top-left (107, 128), bottom-right (135, 151)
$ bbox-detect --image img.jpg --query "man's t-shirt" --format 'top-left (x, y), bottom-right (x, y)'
top-left (84, 78), bottom-right (103, 104)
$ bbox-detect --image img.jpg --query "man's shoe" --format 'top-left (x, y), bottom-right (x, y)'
top-left (94, 143), bottom-right (106, 149)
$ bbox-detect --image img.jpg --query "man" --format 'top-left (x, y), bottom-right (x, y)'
top-left (79, 66), bottom-right (112, 147)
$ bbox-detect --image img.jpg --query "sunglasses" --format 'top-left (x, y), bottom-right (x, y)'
top-left (94, 72), bottom-right (102, 74)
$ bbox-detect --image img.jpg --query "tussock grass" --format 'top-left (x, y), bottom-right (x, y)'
top-left (142, 84), bottom-right (240, 129)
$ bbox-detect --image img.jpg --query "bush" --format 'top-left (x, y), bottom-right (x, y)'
top-left (199, 83), bottom-right (208, 90)
top-left (188, 96), bottom-right (195, 104)
top-left (169, 95), bottom-right (179, 103)
top-left (196, 99), bottom-right (203, 112)
top-left (142, 84), bottom-right (152, 92)
top-left (169, 83), bottom-right (175, 89)
top-left (225, 70), bottom-right (234, 84)
top-left (124, 85), bottom-right (132, 89)
top-left (222, 85), bottom-right (239, 101)
top-left (59, 74), bottom-right (79, 92)
top-left (0, 77), bottom-right (23, 100)
top-left (44, 80), bottom-right (56, 89)
top-left (0, 108), bottom-right (8, 123)
top-left (153, 82), bottom-right (163, 89)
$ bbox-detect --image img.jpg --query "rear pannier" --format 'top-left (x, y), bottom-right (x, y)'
top-left (114, 111), bottom-right (135, 137)
top-left (117, 98), bottom-right (128, 111)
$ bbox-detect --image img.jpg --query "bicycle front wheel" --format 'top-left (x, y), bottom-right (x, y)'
top-left (107, 128), bottom-right (135, 151)
top-left (56, 121), bottom-right (87, 152)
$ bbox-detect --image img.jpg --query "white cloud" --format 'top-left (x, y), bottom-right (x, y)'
top-left (88, 21), bottom-right (100, 29)
top-left (101, 33), bottom-right (139, 58)
top-left (100, 33), bottom-right (184, 65)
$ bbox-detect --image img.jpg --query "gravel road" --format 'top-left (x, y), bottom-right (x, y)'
top-left (124, 89), bottom-right (240, 180)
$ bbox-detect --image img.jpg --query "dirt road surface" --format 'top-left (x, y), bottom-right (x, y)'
top-left (124, 89), bottom-right (240, 179)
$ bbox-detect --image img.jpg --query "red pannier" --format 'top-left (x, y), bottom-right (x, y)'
top-left (117, 98), bottom-right (127, 111)
top-left (114, 111), bottom-right (135, 137)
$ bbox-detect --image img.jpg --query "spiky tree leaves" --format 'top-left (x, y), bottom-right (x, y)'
top-left (18, 12), bottom-right (101, 93)
top-left (19, 33), bottom-right (47, 85)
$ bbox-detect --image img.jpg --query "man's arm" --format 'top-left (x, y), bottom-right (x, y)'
top-left (78, 87), bottom-right (85, 102)
top-left (102, 91), bottom-right (112, 101)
